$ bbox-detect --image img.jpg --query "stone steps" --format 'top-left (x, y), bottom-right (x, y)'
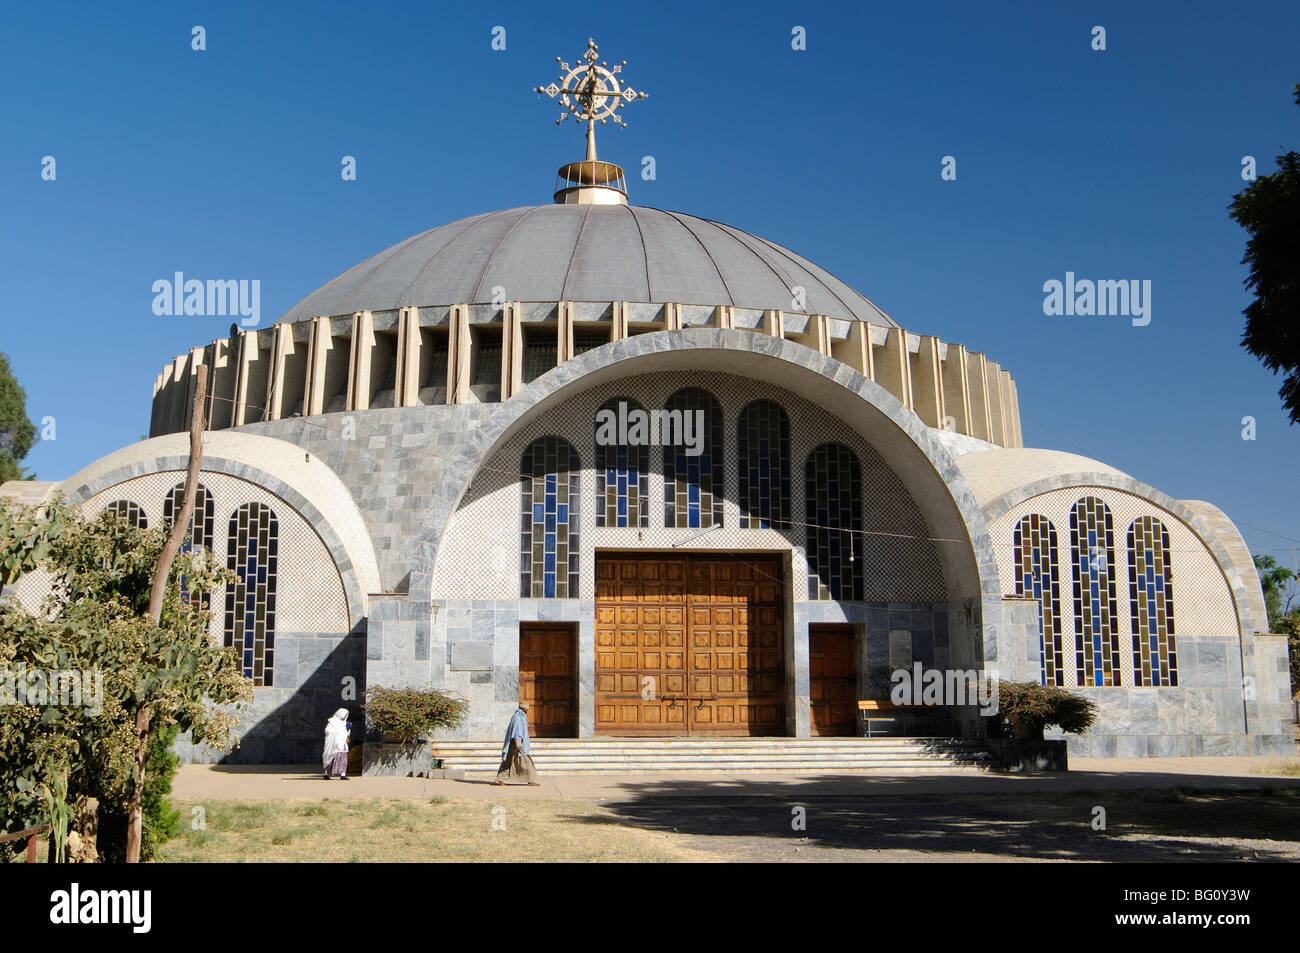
top-left (432, 737), bottom-right (993, 774)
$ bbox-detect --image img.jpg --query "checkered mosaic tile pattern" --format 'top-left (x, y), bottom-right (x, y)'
top-left (434, 371), bottom-right (951, 604)
top-left (78, 471), bottom-right (350, 641)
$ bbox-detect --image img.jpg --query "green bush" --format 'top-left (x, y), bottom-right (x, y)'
top-left (364, 687), bottom-right (469, 743)
top-left (995, 681), bottom-right (1098, 740)
top-left (97, 723), bottom-right (182, 862)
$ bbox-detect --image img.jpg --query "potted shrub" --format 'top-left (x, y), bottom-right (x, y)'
top-left (988, 681), bottom-right (1098, 771)
top-left (361, 687), bottom-right (469, 777)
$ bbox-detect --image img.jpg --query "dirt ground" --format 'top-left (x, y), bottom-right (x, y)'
top-left (590, 786), bottom-right (1300, 862)
top-left (139, 784), bottom-right (1300, 863)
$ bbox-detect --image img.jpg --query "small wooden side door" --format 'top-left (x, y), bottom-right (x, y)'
top-left (809, 624), bottom-right (857, 736)
top-left (519, 624), bottom-right (576, 737)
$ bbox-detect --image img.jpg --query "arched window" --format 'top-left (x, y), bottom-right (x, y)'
top-left (165, 483), bottom-right (215, 609)
top-left (1070, 496), bottom-right (1120, 686)
top-left (1128, 516), bottom-right (1177, 686)
top-left (594, 397), bottom-right (648, 528)
top-left (805, 443), bottom-right (864, 600)
top-left (103, 500), bottom-right (147, 529)
top-left (663, 388), bottom-right (723, 529)
top-left (164, 482), bottom-right (214, 549)
top-left (224, 502), bottom-right (278, 686)
top-left (521, 436), bottom-right (580, 598)
top-left (738, 399), bottom-right (790, 529)
top-left (1014, 514), bottom-right (1063, 685)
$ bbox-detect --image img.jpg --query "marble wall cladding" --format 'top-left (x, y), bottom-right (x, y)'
top-left (174, 630), bottom-right (367, 764)
top-left (1042, 636), bottom-right (1294, 759)
top-left (248, 403), bottom-right (501, 589)
top-left (414, 598), bottom-right (590, 740)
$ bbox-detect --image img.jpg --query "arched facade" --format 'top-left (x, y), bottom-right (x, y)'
top-left (964, 447), bottom-right (1291, 757)
top-left (422, 331), bottom-right (995, 741)
top-left (5, 193), bottom-right (1289, 763)
top-left (7, 432), bottom-right (378, 764)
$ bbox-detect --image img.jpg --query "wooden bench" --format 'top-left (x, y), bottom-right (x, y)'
top-left (858, 699), bottom-right (935, 737)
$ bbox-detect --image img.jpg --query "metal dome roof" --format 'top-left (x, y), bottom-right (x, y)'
top-left (275, 205), bottom-right (897, 326)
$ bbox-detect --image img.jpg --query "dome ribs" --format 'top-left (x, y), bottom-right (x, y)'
top-left (271, 205), bottom-right (897, 326)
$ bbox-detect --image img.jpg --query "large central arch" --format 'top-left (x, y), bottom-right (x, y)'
top-left (409, 328), bottom-right (1001, 620)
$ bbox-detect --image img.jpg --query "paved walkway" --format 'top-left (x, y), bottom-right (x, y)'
top-left (171, 755), bottom-right (1300, 801)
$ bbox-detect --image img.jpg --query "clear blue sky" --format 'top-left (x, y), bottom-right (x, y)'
top-left (2, 1), bottom-right (1298, 567)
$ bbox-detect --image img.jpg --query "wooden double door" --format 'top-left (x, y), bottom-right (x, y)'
top-left (594, 554), bottom-right (786, 736)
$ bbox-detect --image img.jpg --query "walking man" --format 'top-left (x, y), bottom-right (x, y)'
top-left (494, 702), bottom-right (540, 786)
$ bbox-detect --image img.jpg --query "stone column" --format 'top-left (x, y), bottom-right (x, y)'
top-left (985, 360), bottom-right (1007, 446)
top-left (941, 342), bottom-right (972, 436)
top-left (265, 324), bottom-right (293, 421)
top-left (557, 301), bottom-right (574, 363)
top-left (912, 335), bottom-right (946, 429)
top-left (966, 351), bottom-right (992, 441)
top-left (346, 310), bottom-right (374, 412)
top-left (877, 327), bottom-right (913, 410)
top-left (448, 304), bottom-right (471, 404)
top-left (231, 332), bottom-right (253, 427)
top-left (503, 301), bottom-right (523, 399)
top-left (762, 308), bottom-right (784, 339)
top-left (832, 320), bottom-right (872, 377)
top-left (1004, 373), bottom-right (1022, 447)
top-left (396, 307), bottom-right (421, 408)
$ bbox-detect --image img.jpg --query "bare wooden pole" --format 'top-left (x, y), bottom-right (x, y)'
top-left (126, 365), bottom-right (206, 863)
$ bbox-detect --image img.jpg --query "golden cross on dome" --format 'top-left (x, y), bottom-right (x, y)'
top-left (535, 38), bottom-right (647, 161)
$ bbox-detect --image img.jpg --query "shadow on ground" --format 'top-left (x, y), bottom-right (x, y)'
top-left (571, 775), bottom-right (1300, 862)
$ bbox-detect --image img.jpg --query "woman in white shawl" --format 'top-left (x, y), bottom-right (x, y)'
top-left (323, 708), bottom-right (351, 780)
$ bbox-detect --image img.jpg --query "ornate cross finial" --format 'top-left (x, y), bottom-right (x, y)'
top-left (536, 38), bottom-right (647, 161)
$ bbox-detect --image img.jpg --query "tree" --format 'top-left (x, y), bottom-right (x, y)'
top-left (1, 497), bottom-right (72, 586)
top-left (1229, 84), bottom-right (1300, 424)
top-left (0, 350), bottom-right (37, 483)
top-left (1276, 614), bottom-right (1300, 704)
top-left (1253, 553), bottom-right (1295, 631)
top-left (0, 498), bottom-right (254, 860)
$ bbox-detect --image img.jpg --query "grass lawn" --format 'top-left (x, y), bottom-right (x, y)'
top-left (157, 797), bottom-right (712, 863)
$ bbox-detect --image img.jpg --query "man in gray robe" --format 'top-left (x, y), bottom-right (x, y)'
top-left (494, 702), bottom-right (540, 785)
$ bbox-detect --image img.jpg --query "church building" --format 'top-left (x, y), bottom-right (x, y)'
top-left (4, 42), bottom-right (1292, 766)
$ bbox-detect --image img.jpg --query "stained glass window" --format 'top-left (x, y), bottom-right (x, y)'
top-left (595, 397), bottom-right (648, 528)
top-left (1014, 514), bottom-right (1063, 685)
top-left (1128, 516), bottom-right (1177, 686)
top-left (1070, 496), bottom-right (1120, 686)
top-left (521, 436), bottom-right (580, 598)
top-left (163, 483), bottom-right (214, 549)
top-left (224, 502), bottom-right (278, 686)
top-left (103, 500), bottom-right (147, 529)
top-left (805, 443), bottom-right (864, 600)
top-left (663, 388), bottom-right (723, 529)
top-left (738, 399), bottom-right (790, 529)
top-left (164, 483), bottom-right (215, 610)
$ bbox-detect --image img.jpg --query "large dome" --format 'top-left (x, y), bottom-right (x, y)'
top-left (276, 205), bottom-right (897, 326)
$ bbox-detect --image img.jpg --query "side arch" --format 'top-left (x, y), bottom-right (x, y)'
top-left (56, 430), bottom-right (380, 628)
